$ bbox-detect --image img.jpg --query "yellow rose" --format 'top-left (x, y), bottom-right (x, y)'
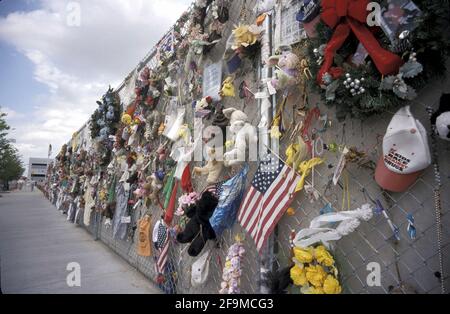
top-left (315, 245), bottom-right (335, 267)
top-left (293, 247), bottom-right (314, 264)
top-left (323, 275), bottom-right (342, 294)
top-left (305, 265), bottom-right (327, 287)
top-left (290, 265), bottom-right (307, 286)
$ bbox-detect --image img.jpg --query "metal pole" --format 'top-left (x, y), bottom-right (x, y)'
top-left (258, 10), bottom-right (275, 294)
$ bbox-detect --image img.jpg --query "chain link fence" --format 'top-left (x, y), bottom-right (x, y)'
top-left (45, 0), bottom-right (449, 294)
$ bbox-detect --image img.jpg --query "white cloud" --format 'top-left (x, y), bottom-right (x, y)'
top-left (0, 0), bottom-right (191, 163)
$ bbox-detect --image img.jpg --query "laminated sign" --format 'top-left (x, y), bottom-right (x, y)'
top-left (202, 62), bottom-right (222, 102)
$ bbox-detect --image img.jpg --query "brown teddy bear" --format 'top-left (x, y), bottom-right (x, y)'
top-left (193, 147), bottom-right (224, 184)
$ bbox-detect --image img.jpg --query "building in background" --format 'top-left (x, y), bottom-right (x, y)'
top-left (28, 158), bottom-right (53, 184)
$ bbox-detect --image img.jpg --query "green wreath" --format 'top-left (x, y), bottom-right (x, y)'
top-left (304, 0), bottom-right (450, 120)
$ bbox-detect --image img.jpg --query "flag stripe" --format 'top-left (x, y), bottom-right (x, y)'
top-left (240, 189), bottom-right (262, 229)
top-left (244, 194), bottom-right (263, 236)
top-left (238, 187), bottom-right (256, 223)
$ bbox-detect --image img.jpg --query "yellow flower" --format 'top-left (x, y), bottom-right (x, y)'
top-left (323, 275), bottom-right (342, 294)
top-left (290, 265), bottom-right (307, 286)
top-left (315, 245), bottom-right (335, 267)
top-left (293, 247), bottom-right (314, 264)
top-left (121, 113), bottom-right (132, 125)
top-left (99, 189), bottom-right (106, 201)
top-left (286, 207), bottom-right (295, 216)
top-left (305, 265), bottom-right (327, 287)
top-left (270, 126), bottom-right (282, 139)
top-left (232, 25), bottom-right (249, 38)
top-left (232, 24), bottom-right (259, 49)
top-left (225, 140), bottom-right (235, 149)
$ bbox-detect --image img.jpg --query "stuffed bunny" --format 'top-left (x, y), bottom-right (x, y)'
top-left (268, 49), bottom-right (299, 90)
top-left (223, 108), bottom-right (258, 167)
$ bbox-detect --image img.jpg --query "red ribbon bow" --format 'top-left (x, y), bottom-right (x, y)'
top-left (317, 0), bottom-right (403, 84)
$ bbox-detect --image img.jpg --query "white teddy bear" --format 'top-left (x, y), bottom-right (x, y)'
top-left (223, 108), bottom-right (258, 167)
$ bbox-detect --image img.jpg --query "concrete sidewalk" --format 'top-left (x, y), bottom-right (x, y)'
top-left (0, 190), bottom-right (161, 294)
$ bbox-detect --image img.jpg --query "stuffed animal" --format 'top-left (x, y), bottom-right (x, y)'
top-left (157, 145), bottom-right (167, 161)
top-left (268, 49), bottom-right (299, 90)
top-left (219, 76), bottom-right (236, 97)
top-left (431, 93), bottom-right (450, 141)
top-left (144, 109), bottom-right (161, 141)
top-left (195, 96), bottom-right (213, 118)
top-left (144, 171), bottom-right (164, 205)
top-left (223, 108), bottom-right (258, 167)
top-left (176, 191), bottom-right (219, 257)
top-left (193, 148), bottom-right (224, 184)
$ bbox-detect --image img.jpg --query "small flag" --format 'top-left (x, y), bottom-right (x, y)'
top-left (238, 154), bottom-right (300, 252)
top-left (155, 220), bottom-right (170, 274)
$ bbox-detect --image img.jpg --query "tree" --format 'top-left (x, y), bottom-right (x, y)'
top-left (0, 109), bottom-right (24, 190)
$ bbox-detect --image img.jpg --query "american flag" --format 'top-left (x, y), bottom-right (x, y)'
top-left (156, 220), bottom-right (170, 274)
top-left (238, 154), bottom-right (300, 252)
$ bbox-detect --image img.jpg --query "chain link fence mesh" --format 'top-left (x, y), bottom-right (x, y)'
top-left (46, 0), bottom-right (449, 294)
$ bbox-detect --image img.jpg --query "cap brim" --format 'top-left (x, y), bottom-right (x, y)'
top-left (375, 156), bottom-right (421, 192)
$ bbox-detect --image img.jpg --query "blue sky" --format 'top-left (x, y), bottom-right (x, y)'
top-left (0, 0), bottom-right (191, 166)
top-left (0, 0), bottom-right (46, 113)
top-left (0, 41), bottom-right (49, 113)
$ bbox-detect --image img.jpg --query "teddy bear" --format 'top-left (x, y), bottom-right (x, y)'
top-left (193, 147), bottom-right (224, 184)
top-left (143, 171), bottom-right (164, 205)
top-left (223, 108), bottom-right (258, 167)
top-left (268, 49), bottom-right (299, 90)
top-left (176, 191), bottom-right (219, 257)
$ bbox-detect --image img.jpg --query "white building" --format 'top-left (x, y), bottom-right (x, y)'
top-left (28, 158), bottom-right (53, 183)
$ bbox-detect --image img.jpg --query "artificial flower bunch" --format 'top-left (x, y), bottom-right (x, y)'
top-left (175, 192), bottom-right (200, 216)
top-left (290, 245), bottom-right (341, 294)
top-left (231, 24), bottom-right (262, 50)
top-left (219, 241), bottom-right (245, 294)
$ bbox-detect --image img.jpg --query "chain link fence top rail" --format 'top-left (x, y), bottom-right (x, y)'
top-left (45, 0), bottom-right (449, 294)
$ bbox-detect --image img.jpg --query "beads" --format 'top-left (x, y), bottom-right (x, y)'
top-left (342, 73), bottom-right (366, 96)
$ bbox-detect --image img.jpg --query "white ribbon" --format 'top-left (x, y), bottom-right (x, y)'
top-left (293, 203), bottom-right (373, 248)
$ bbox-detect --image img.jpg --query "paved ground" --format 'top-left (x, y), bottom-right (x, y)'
top-left (0, 190), bottom-right (161, 294)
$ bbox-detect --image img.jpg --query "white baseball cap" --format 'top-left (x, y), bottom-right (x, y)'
top-left (375, 106), bottom-right (431, 192)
